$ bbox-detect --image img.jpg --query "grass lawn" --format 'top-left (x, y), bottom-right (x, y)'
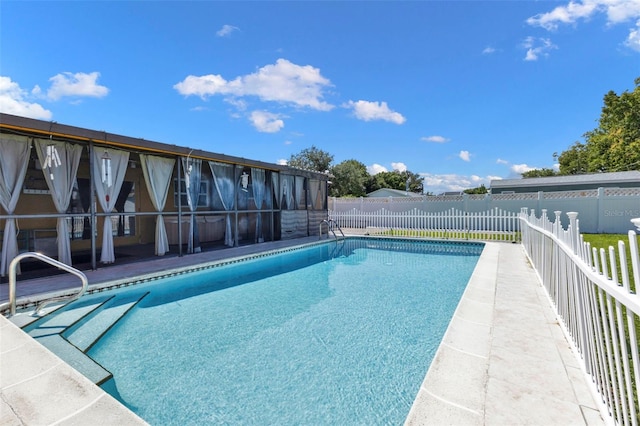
top-left (583, 233), bottom-right (640, 420)
top-left (582, 233), bottom-right (638, 293)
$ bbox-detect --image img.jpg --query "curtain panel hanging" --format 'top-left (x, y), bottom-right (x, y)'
top-left (92, 147), bottom-right (129, 263)
top-left (209, 161), bottom-right (235, 247)
top-left (309, 179), bottom-right (321, 210)
top-left (140, 154), bottom-right (175, 256)
top-left (0, 134), bottom-right (31, 276)
top-left (182, 157), bottom-right (202, 253)
top-left (271, 172), bottom-right (280, 209)
top-left (280, 175), bottom-right (294, 210)
top-left (251, 168), bottom-right (266, 242)
top-left (295, 176), bottom-right (305, 209)
top-left (33, 139), bottom-right (83, 266)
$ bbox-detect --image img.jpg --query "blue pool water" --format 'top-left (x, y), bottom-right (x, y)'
top-left (85, 238), bottom-right (482, 424)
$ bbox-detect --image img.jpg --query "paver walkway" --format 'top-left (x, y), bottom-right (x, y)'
top-left (406, 242), bottom-right (605, 425)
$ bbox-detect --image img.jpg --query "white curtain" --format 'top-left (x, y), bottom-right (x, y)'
top-left (140, 154), bottom-right (175, 256)
top-left (182, 157), bottom-right (202, 253)
top-left (309, 179), bottom-right (321, 210)
top-left (281, 175), bottom-right (294, 210)
top-left (271, 172), bottom-right (280, 209)
top-left (209, 161), bottom-right (235, 247)
top-left (33, 139), bottom-right (83, 266)
top-left (92, 147), bottom-right (129, 263)
top-left (0, 135), bottom-right (30, 276)
top-left (295, 176), bottom-right (305, 209)
top-left (251, 168), bottom-right (266, 242)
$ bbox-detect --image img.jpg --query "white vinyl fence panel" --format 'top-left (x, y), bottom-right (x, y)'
top-left (330, 187), bottom-right (640, 234)
top-left (520, 208), bottom-right (640, 425)
top-left (329, 207), bottom-right (520, 242)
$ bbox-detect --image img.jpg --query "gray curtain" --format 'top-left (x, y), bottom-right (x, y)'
top-left (34, 139), bottom-right (83, 266)
top-left (182, 157), bottom-right (202, 253)
top-left (92, 147), bottom-right (129, 263)
top-left (0, 134), bottom-right (30, 276)
top-left (280, 175), bottom-right (294, 210)
top-left (271, 172), bottom-right (280, 209)
top-left (209, 161), bottom-right (235, 247)
top-left (309, 179), bottom-right (321, 210)
top-left (295, 176), bottom-right (305, 209)
top-left (251, 168), bottom-right (266, 242)
top-left (140, 154), bottom-right (175, 256)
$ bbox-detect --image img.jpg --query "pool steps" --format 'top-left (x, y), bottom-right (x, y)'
top-left (11, 291), bottom-right (149, 385)
top-left (63, 291), bottom-right (149, 352)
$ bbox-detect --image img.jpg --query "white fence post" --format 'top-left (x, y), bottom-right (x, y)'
top-left (519, 211), bottom-right (640, 425)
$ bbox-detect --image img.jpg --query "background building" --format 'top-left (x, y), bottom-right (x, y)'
top-left (0, 113), bottom-right (329, 276)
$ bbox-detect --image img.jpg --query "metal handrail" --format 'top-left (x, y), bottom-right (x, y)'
top-left (1, 252), bottom-right (89, 317)
top-left (319, 219), bottom-right (345, 240)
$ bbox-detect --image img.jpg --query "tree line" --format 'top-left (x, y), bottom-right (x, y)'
top-left (287, 147), bottom-right (424, 197)
top-left (523, 77), bottom-right (640, 178)
top-left (288, 77), bottom-right (639, 195)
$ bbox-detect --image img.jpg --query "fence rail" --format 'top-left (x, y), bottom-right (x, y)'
top-left (329, 207), bottom-right (520, 242)
top-left (330, 187), bottom-right (640, 234)
top-left (520, 208), bottom-right (640, 425)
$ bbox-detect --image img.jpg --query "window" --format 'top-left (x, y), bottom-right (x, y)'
top-left (174, 179), bottom-right (209, 208)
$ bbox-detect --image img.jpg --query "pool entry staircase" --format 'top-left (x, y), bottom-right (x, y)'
top-left (319, 219), bottom-right (344, 240)
top-left (2, 252), bottom-right (147, 386)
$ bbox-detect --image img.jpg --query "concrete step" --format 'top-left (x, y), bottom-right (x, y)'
top-left (34, 334), bottom-right (113, 385)
top-left (23, 295), bottom-right (114, 337)
top-left (63, 291), bottom-right (149, 352)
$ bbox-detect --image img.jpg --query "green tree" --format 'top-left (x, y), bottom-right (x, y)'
top-left (557, 142), bottom-right (589, 175)
top-left (463, 184), bottom-right (489, 194)
top-left (366, 170), bottom-right (424, 193)
top-left (521, 168), bottom-right (558, 178)
top-left (287, 145), bottom-right (334, 172)
top-left (329, 159), bottom-right (369, 197)
top-left (557, 77), bottom-right (640, 174)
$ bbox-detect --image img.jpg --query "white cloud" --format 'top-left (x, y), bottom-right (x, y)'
top-left (459, 150), bottom-right (471, 162)
top-left (527, 1), bottom-right (598, 30)
top-left (46, 72), bottom-right (109, 101)
top-left (344, 100), bottom-right (406, 124)
top-left (626, 19), bottom-right (640, 51)
top-left (216, 24), bottom-right (239, 37)
top-left (0, 76), bottom-right (52, 120)
top-left (511, 163), bottom-right (536, 174)
top-left (419, 172), bottom-right (494, 195)
top-left (391, 162), bottom-right (407, 172)
top-left (488, 175), bottom-right (503, 181)
top-left (174, 58), bottom-right (334, 111)
top-left (496, 158), bottom-right (509, 165)
top-left (367, 163), bottom-right (388, 175)
top-left (527, 1), bottom-right (640, 51)
top-left (277, 158), bottom-right (288, 165)
top-left (482, 46), bottom-right (497, 54)
top-left (284, 140), bottom-right (293, 145)
top-left (522, 37), bottom-right (558, 61)
top-left (249, 110), bottom-right (285, 133)
top-left (421, 135), bottom-right (449, 143)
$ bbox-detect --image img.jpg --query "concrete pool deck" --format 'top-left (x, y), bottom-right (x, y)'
top-left (1, 238), bottom-right (606, 425)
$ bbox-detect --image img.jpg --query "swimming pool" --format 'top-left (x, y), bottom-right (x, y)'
top-left (33, 238), bottom-right (483, 424)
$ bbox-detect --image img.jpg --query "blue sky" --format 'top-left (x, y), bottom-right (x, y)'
top-left (1, 1), bottom-right (639, 194)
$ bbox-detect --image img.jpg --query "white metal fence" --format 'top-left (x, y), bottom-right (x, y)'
top-left (329, 207), bottom-right (520, 242)
top-left (520, 208), bottom-right (640, 425)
